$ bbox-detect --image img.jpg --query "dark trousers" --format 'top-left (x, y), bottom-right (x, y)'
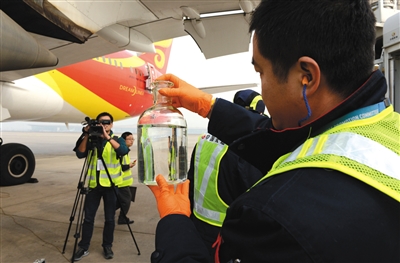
top-left (78, 186), bottom-right (117, 250)
top-left (116, 186), bottom-right (132, 220)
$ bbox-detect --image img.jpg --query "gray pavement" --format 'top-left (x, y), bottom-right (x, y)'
top-left (0, 131), bottom-right (200, 263)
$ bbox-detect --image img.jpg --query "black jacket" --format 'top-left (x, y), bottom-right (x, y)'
top-left (151, 71), bottom-right (400, 262)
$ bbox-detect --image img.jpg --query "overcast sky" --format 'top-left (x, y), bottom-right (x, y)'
top-left (1, 35), bottom-right (261, 132)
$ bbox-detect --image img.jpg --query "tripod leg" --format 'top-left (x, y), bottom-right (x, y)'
top-left (114, 186), bottom-right (141, 255)
top-left (62, 154), bottom-right (91, 254)
top-left (116, 187), bottom-right (132, 223)
top-left (98, 152), bottom-right (141, 255)
top-left (62, 182), bottom-right (83, 254)
top-left (71, 187), bottom-right (88, 263)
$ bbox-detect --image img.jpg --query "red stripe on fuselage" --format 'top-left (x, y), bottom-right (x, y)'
top-left (57, 53), bottom-right (153, 117)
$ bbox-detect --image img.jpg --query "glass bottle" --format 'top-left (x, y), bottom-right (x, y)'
top-left (137, 80), bottom-right (188, 185)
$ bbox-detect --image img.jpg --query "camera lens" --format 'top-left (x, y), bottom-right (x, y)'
top-left (100, 120), bottom-right (111, 125)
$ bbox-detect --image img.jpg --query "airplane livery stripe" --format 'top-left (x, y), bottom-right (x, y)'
top-left (92, 54), bottom-right (146, 67)
top-left (35, 70), bottom-right (129, 120)
top-left (139, 39), bottom-right (173, 74)
top-left (56, 57), bottom-right (153, 116)
top-left (91, 39), bottom-right (172, 71)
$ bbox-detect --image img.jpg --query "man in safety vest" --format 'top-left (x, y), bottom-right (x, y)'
top-left (148, 0), bottom-right (400, 262)
top-left (73, 112), bottom-right (129, 261)
top-left (188, 90), bottom-right (267, 257)
top-left (116, 131), bottom-right (136, 225)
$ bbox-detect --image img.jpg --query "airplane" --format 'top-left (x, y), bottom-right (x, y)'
top-left (0, 40), bottom-right (170, 186)
top-left (1, 0), bottom-right (261, 80)
top-left (0, 0), bottom-right (261, 186)
top-left (2, 0), bottom-right (395, 188)
top-left (0, 38), bottom-right (258, 186)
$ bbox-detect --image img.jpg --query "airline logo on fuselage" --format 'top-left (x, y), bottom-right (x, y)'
top-left (119, 85), bottom-right (144, 96)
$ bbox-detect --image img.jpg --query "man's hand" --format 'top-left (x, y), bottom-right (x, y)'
top-left (157, 74), bottom-right (213, 118)
top-left (148, 175), bottom-right (191, 218)
top-left (83, 125), bottom-right (90, 133)
top-left (100, 124), bottom-right (108, 139)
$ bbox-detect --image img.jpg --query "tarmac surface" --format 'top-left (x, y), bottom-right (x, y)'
top-left (0, 131), bottom-right (200, 263)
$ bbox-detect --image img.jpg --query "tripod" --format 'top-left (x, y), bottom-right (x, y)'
top-left (62, 134), bottom-right (140, 262)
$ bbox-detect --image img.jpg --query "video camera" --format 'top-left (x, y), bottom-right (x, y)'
top-left (83, 117), bottom-right (108, 137)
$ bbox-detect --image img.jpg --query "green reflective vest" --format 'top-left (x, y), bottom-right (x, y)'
top-left (253, 104), bottom-right (400, 201)
top-left (87, 141), bottom-right (122, 188)
top-left (193, 133), bottom-right (229, 227)
top-left (120, 154), bottom-right (133, 187)
top-left (141, 126), bottom-right (154, 182)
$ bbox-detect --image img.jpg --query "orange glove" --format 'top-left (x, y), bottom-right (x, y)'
top-left (148, 175), bottom-right (191, 218)
top-left (156, 74), bottom-right (213, 118)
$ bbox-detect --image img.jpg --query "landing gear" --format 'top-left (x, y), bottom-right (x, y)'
top-left (0, 139), bottom-right (35, 186)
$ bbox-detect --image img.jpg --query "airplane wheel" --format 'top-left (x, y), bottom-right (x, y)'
top-left (0, 143), bottom-right (35, 186)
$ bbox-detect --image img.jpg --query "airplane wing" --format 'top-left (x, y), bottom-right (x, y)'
top-left (0, 0), bottom-right (262, 187)
top-left (1, 0), bottom-right (261, 81)
top-left (199, 83), bottom-right (259, 94)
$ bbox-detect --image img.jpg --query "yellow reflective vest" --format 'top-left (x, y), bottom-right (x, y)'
top-left (168, 138), bottom-right (177, 180)
top-left (253, 104), bottom-right (400, 201)
top-left (141, 126), bottom-right (154, 182)
top-left (87, 141), bottom-right (122, 188)
top-left (119, 154), bottom-right (133, 187)
top-left (193, 133), bottom-right (229, 227)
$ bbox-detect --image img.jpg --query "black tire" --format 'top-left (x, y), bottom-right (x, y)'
top-left (0, 143), bottom-right (35, 186)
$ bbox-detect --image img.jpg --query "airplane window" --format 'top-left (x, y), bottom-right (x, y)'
top-left (102, 56), bottom-right (106, 62)
top-left (130, 67), bottom-right (133, 73)
top-left (120, 62), bottom-right (123, 69)
top-left (108, 58), bottom-right (112, 64)
top-left (114, 60), bottom-right (118, 67)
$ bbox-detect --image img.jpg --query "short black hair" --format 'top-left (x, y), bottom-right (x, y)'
top-left (121, 131), bottom-right (133, 140)
top-left (96, 112), bottom-right (114, 123)
top-left (250, 0), bottom-right (376, 98)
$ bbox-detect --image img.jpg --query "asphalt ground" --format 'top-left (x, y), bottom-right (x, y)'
top-left (0, 131), bottom-right (200, 263)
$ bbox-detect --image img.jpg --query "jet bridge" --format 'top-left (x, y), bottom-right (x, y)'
top-left (373, 1), bottom-right (400, 113)
top-left (382, 11), bottom-right (400, 112)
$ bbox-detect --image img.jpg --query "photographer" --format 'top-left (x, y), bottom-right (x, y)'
top-left (73, 112), bottom-right (129, 261)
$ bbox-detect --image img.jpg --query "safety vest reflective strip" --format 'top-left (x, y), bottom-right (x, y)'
top-left (193, 134), bottom-right (229, 227)
top-left (141, 126), bottom-right (154, 181)
top-left (120, 154), bottom-right (133, 187)
top-left (250, 95), bottom-right (263, 111)
top-left (255, 106), bottom-right (400, 201)
top-left (87, 141), bottom-right (122, 187)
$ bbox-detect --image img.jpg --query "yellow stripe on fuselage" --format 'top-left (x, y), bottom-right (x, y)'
top-left (91, 39), bottom-right (173, 68)
top-left (35, 70), bottom-right (128, 120)
top-left (155, 39), bottom-right (173, 48)
top-left (93, 54), bottom-right (145, 67)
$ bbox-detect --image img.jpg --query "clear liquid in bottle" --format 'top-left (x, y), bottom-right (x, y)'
top-left (137, 81), bottom-right (188, 185)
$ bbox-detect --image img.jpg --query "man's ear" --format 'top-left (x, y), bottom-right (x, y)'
top-left (298, 56), bottom-right (320, 97)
